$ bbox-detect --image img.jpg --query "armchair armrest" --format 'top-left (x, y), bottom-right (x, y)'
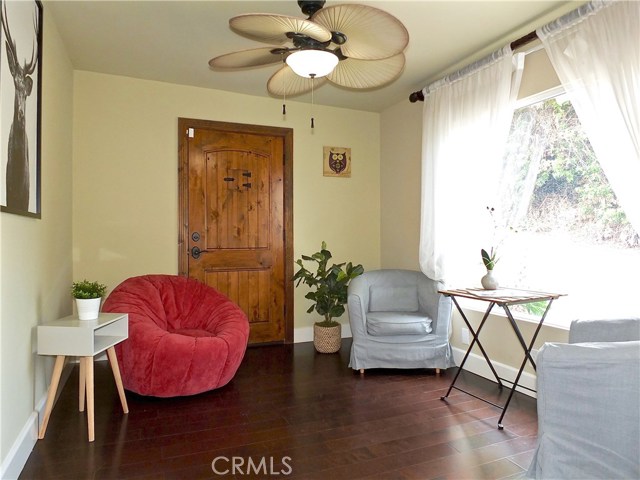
top-left (433, 293), bottom-right (452, 338)
top-left (347, 275), bottom-right (369, 338)
top-left (569, 317), bottom-right (640, 343)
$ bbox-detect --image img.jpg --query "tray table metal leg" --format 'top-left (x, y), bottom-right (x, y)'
top-left (442, 300), bottom-right (502, 401)
top-left (496, 299), bottom-right (554, 429)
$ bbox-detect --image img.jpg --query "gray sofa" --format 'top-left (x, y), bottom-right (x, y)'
top-left (527, 318), bottom-right (640, 479)
top-left (346, 269), bottom-right (454, 372)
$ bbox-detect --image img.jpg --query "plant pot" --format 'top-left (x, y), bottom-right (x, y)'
top-left (481, 269), bottom-right (499, 290)
top-left (75, 297), bottom-right (102, 320)
top-left (313, 323), bottom-right (341, 353)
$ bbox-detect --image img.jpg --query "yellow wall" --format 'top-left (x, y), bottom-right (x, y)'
top-left (517, 41), bottom-right (561, 100)
top-left (380, 100), bottom-right (423, 270)
top-left (0, 9), bottom-right (74, 468)
top-left (72, 72), bottom-right (381, 338)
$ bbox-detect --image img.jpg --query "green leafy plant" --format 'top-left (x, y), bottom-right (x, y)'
top-left (71, 280), bottom-right (107, 299)
top-left (523, 300), bottom-right (549, 316)
top-left (293, 241), bottom-right (364, 327)
top-left (481, 207), bottom-right (500, 270)
top-left (481, 247), bottom-right (498, 270)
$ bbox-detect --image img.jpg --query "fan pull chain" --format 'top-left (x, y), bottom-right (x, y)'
top-left (281, 55), bottom-right (287, 116)
top-left (310, 74), bottom-right (315, 129)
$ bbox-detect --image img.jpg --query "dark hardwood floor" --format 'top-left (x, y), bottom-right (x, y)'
top-left (20, 340), bottom-right (537, 479)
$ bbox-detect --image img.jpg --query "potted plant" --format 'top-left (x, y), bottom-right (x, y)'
top-left (480, 246), bottom-right (499, 290)
top-left (293, 241), bottom-right (364, 353)
top-left (71, 279), bottom-right (107, 320)
top-left (480, 206), bottom-right (518, 290)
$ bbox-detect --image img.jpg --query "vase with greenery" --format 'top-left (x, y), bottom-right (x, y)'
top-left (293, 241), bottom-right (364, 352)
top-left (480, 206), bottom-right (511, 290)
top-left (72, 280), bottom-right (107, 320)
top-left (481, 216), bottom-right (500, 290)
top-left (480, 248), bottom-right (499, 290)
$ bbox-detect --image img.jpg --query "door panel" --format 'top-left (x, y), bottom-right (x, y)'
top-left (204, 269), bottom-right (271, 327)
top-left (178, 119), bottom-right (293, 344)
top-left (205, 149), bottom-right (271, 249)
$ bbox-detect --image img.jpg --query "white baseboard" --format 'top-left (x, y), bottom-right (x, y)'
top-left (0, 412), bottom-right (37, 480)
top-left (0, 363), bottom-right (74, 480)
top-left (452, 346), bottom-right (537, 398)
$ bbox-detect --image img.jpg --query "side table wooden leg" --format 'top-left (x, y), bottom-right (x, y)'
top-left (107, 347), bottom-right (129, 414)
top-left (85, 357), bottom-right (95, 442)
top-left (79, 357), bottom-right (86, 412)
top-left (38, 355), bottom-right (65, 439)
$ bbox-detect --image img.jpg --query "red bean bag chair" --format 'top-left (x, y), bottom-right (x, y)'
top-left (102, 274), bottom-right (249, 397)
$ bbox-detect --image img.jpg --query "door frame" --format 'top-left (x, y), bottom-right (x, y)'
top-left (177, 118), bottom-right (294, 344)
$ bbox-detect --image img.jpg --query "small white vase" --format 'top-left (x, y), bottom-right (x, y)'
top-left (481, 269), bottom-right (499, 290)
top-left (76, 297), bottom-right (102, 320)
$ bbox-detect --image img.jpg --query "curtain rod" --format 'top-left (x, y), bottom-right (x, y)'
top-left (408, 30), bottom-right (538, 103)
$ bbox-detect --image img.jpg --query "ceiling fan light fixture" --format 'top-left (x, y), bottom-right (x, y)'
top-left (286, 49), bottom-right (338, 78)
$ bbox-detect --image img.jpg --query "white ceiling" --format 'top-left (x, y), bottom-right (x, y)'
top-left (46, 0), bottom-right (581, 113)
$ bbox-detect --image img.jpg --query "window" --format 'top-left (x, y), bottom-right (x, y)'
top-left (494, 89), bottom-right (639, 327)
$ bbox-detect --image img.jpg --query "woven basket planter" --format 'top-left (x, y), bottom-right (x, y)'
top-left (313, 323), bottom-right (341, 353)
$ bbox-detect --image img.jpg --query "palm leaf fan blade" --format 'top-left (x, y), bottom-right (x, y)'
top-left (327, 54), bottom-right (405, 89)
top-left (209, 47), bottom-right (283, 69)
top-left (229, 13), bottom-right (331, 45)
top-left (312, 4), bottom-right (409, 60)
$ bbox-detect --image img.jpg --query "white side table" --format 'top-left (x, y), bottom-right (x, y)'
top-left (37, 313), bottom-right (129, 442)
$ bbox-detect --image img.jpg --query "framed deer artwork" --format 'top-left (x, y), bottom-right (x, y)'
top-left (0, 0), bottom-right (42, 218)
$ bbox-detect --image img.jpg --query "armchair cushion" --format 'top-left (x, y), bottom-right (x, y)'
top-left (369, 285), bottom-right (419, 312)
top-left (366, 312), bottom-right (432, 336)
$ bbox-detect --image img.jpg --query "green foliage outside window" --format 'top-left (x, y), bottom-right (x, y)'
top-left (509, 97), bottom-right (637, 248)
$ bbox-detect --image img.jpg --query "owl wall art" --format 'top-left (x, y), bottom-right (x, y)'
top-left (323, 146), bottom-right (351, 178)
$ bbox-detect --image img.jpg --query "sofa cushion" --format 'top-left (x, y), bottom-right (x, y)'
top-left (369, 286), bottom-right (419, 312)
top-left (366, 312), bottom-right (432, 336)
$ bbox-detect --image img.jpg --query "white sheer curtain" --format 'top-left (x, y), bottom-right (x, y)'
top-left (419, 47), bottom-right (522, 283)
top-left (538, 0), bottom-right (640, 233)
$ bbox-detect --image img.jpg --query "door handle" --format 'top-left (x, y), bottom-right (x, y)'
top-left (191, 246), bottom-right (202, 259)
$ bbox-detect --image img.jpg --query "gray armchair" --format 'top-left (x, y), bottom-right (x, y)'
top-left (527, 318), bottom-right (640, 480)
top-left (347, 269), bottom-right (454, 373)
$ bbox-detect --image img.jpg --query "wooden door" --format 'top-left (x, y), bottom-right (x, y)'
top-left (178, 119), bottom-right (293, 344)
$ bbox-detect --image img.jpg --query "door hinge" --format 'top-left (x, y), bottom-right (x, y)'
top-left (187, 128), bottom-right (194, 138)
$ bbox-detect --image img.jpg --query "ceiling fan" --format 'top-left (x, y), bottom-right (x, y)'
top-left (209, 0), bottom-right (409, 98)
